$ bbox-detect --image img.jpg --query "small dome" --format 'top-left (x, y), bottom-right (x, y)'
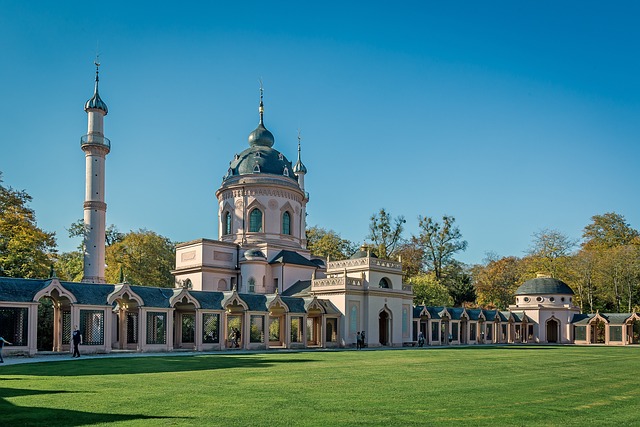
top-left (248, 123), bottom-right (275, 148)
top-left (244, 249), bottom-right (266, 260)
top-left (85, 65), bottom-right (108, 114)
top-left (85, 91), bottom-right (108, 114)
top-left (293, 158), bottom-right (307, 174)
top-left (515, 277), bottom-right (574, 295)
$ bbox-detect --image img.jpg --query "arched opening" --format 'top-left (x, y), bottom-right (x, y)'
top-left (460, 318), bottom-right (468, 344)
top-left (114, 293), bottom-right (141, 350)
top-left (269, 303), bottom-right (287, 348)
top-left (174, 296), bottom-right (197, 350)
top-left (217, 279), bottom-right (227, 291)
top-left (226, 302), bottom-right (245, 349)
top-left (546, 318), bottom-right (559, 343)
top-left (590, 319), bottom-right (606, 344)
top-left (379, 277), bottom-right (391, 289)
top-left (306, 307), bottom-right (323, 347)
top-left (379, 310), bottom-right (391, 346)
top-left (630, 320), bottom-right (640, 344)
top-left (37, 288), bottom-right (73, 352)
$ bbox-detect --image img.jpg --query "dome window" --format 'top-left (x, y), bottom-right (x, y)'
top-left (524, 297), bottom-right (530, 302)
top-left (278, 153), bottom-right (284, 160)
top-left (561, 297), bottom-right (565, 302)
top-left (549, 297), bottom-right (555, 302)
top-left (253, 162), bottom-right (261, 173)
top-left (234, 154), bottom-right (239, 160)
top-left (227, 168), bottom-right (233, 177)
top-left (283, 166), bottom-right (289, 177)
top-left (536, 296), bottom-right (543, 302)
top-left (249, 208), bottom-right (263, 232)
top-left (255, 152), bottom-right (261, 158)
top-left (224, 212), bottom-right (232, 235)
top-left (282, 211), bottom-right (291, 235)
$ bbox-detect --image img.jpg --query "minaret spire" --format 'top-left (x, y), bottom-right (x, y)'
top-left (259, 78), bottom-right (264, 125)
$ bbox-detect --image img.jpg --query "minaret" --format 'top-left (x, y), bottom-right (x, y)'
top-left (292, 130), bottom-right (307, 191)
top-left (292, 131), bottom-right (308, 247)
top-left (81, 59), bottom-right (110, 283)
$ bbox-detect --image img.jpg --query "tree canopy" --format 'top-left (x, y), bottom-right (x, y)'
top-left (413, 215), bottom-right (467, 281)
top-left (367, 208), bottom-right (405, 260)
top-left (306, 226), bottom-right (356, 261)
top-left (0, 173), bottom-right (56, 278)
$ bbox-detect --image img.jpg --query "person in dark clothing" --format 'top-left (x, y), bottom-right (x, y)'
top-left (0, 336), bottom-right (12, 363)
top-left (356, 332), bottom-right (362, 349)
top-left (361, 331), bottom-right (366, 348)
top-left (72, 326), bottom-right (82, 357)
top-left (235, 328), bottom-right (241, 348)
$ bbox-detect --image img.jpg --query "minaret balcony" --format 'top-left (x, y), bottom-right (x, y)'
top-left (81, 134), bottom-right (111, 150)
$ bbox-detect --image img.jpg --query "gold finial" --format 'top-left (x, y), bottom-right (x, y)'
top-left (258, 78), bottom-right (264, 123)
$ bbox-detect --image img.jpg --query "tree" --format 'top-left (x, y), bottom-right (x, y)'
top-left (53, 251), bottom-right (83, 282)
top-left (306, 226), bottom-right (356, 261)
top-left (473, 256), bottom-right (521, 310)
top-left (105, 229), bottom-right (176, 287)
top-left (442, 261), bottom-right (476, 306)
top-left (526, 228), bottom-right (576, 279)
top-left (413, 215), bottom-right (467, 280)
top-left (367, 208), bottom-right (405, 260)
top-left (582, 212), bottom-right (639, 250)
top-left (0, 173), bottom-right (56, 278)
top-left (395, 241), bottom-right (425, 280)
top-left (411, 273), bottom-right (454, 307)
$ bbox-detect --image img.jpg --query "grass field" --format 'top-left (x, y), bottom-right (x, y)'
top-left (1, 346), bottom-right (639, 426)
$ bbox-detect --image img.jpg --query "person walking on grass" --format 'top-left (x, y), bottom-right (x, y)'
top-left (72, 326), bottom-right (82, 358)
top-left (0, 336), bottom-right (12, 363)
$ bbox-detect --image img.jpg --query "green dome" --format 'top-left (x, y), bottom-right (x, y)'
top-left (515, 277), bottom-right (574, 295)
top-left (224, 146), bottom-right (296, 181)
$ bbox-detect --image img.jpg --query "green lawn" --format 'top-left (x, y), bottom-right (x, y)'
top-left (1, 346), bottom-right (639, 426)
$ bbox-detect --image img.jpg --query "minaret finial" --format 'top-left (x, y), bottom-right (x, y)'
top-left (259, 78), bottom-right (264, 124)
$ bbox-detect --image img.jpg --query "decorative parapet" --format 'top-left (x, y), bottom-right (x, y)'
top-left (312, 277), bottom-right (363, 290)
top-left (81, 134), bottom-right (111, 150)
top-left (402, 284), bottom-right (412, 292)
top-left (327, 257), bottom-right (402, 272)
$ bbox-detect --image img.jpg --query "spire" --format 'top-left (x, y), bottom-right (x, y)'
top-left (84, 57), bottom-right (108, 114)
top-left (293, 129), bottom-right (307, 174)
top-left (247, 79), bottom-right (274, 147)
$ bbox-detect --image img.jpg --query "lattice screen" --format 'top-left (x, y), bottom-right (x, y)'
top-left (202, 313), bottom-right (219, 343)
top-left (80, 310), bottom-right (104, 345)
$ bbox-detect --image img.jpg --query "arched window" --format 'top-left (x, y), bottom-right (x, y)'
top-left (249, 209), bottom-right (262, 232)
top-left (224, 212), bottom-right (232, 235)
top-left (379, 278), bottom-right (391, 289)
top-left (248, 278), bottom-right (256, 293)
top-left (282, 211), bottom-right (291, 235)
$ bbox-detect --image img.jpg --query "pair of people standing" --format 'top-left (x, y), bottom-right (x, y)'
top-left (356, 331), bottom-right (366, 349)
top-left (229, 327), bottom-right (241, 348)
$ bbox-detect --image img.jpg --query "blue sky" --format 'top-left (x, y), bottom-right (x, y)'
top-left (1, 1), bottom-right (638, 265)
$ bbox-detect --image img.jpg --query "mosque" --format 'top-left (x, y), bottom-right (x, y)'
top-left (0, 65), bottom-right (638, 357)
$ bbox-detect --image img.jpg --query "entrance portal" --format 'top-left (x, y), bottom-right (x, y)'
top-left (379, 311), bottom-right (390, 346)
top-left (546, 319), bottom-right (559, 343)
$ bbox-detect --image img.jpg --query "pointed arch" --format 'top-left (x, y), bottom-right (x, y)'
top-left (107, 284), bottom-right (144, 306)
top-left (170, 289), bottom-right (201, 309)
top-left (34, 279), bottom-right (77, 303)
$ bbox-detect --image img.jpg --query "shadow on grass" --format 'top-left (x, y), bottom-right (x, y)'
top-left (0, 354), bottom-right (316, 377)
top-left (0, 387), bottom-right (184, 426)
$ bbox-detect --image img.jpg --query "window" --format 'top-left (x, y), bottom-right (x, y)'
top-left (282, 211), bottom-right (291, 235)
top-left (431, 322), bottom-right (439, 342)
top-left (127, 312), bottom-right (138, 344)
top-left (349, 305), bottom-right (358, 335)
top-left (80, 309), bottom-right (104, 345)
top-left (524, 297), bottom-right (530, 302)
top-left (610, 326), bottom-right (623, 342)
top-left (0, 307), bottom-right (28, 346)
top-left (248, 278), bottom-right (256, 293)
top-left (249, 208), bottom-right (262, 232)
top-left (574, 325), bottom-right (586, 341)
top-left (181, 314), bottom-right (195, 343)
top-left (203, 313), bottom-right (219, 343)
top-left (146, 312), bottom-right (166, 344)
top-left (326, 318), bottom-right (337, 342)
top-left (283, 166), bottom-right (289, 177)
top-left (451, 322), bottom-right (459, 341)
top-left (224, 212), bottom-right (232, 235)
top-left (470, 323), bottom-right (477, 341)
top-left (379, 278), bottom-right (391, 288)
